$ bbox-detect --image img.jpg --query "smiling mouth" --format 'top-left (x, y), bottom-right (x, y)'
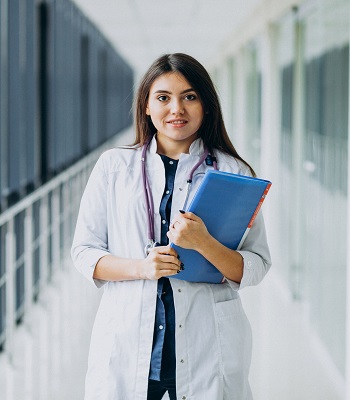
top-left (167, 120), bottom-right (188, 125)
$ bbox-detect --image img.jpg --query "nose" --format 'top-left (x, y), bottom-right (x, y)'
top-left (171, 98), bottom-right (184, 115)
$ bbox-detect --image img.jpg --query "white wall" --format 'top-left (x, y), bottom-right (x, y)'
top-left (211, 0), bottom-right (350, 398)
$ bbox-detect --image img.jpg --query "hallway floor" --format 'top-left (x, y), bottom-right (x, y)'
top-left (0, 259), bottom-right (344, 400)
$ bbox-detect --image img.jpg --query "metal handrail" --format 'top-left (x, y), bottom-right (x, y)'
top-left (0, 127), bottom-right (133, 356)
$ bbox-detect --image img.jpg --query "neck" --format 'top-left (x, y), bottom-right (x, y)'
top-left (155, 133), bottom-right (196, 159)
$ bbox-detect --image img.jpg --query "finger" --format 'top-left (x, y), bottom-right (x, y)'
top-left (160, 269), bottom-right (183, 277)
top-left (148, 245), bottom-right (181, 265)
top-left (171, 220), bottom-right (180, 229)
top-left (178, 211), bottom-right (199, 221)
top-left (149, 244), bottom-right (172, 255)
top-left (169, 222), bottom-right (178, 231)
top-left (167, 231), bottom-right (174, 241)
top-left (170, 217), bottom-right (181, 228)
top-left (158, 254), bottom-right (181, 268)
top-left (162, 244), bottom-right (178, 258)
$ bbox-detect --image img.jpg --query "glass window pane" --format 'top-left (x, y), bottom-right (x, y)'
top-left (244, 41), bottom-right (262, 173)
top-left (277, 12), bottom-right (295, 287)
top-left (301, 0), bottom-right (349, 376)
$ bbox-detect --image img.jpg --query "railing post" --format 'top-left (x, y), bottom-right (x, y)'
top-left (24, 205), bottom-right (33, 317)
top-left (5, 218), bottom-right (15, 363)
top-left (52, 188), bottom-right (60, 272)
top-left (40, 194), bottom-right (49, 286)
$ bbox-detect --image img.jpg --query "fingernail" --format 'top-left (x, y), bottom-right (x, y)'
top-left (180, 262), bottom-right (184, 267)
top-left (177, 270), bottom-right (181, 274)
top-left (180, 266), bottom-right (185, 271)
top-left (179, 210), bottom-right (185, 214)
top-left (177, 255), bottom-right (180, 259)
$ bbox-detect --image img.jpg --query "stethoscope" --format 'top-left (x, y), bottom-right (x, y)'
top-left (141, 135), bottom-right (218, 255)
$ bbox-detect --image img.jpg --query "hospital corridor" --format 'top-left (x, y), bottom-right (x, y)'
top-left (0, 0), bottom-right (349, 399)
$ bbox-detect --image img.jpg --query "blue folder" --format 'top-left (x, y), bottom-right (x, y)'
top-left (170, 170), bottom-right (271, 283)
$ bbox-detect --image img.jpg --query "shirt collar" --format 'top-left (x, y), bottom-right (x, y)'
top-left (148, 135), bottom-right (205, 157)
top-left (188, 138), bottom-right (205, 156)
top-left (149, 135), bottom-right (158, 154)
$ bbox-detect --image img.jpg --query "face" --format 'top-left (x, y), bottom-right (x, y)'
top-left (146, 72), bottom-right (204, 153)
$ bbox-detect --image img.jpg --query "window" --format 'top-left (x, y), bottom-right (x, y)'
top-left (300, 0), bottom-right (349, 375)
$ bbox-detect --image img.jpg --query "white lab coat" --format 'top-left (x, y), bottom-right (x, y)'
top-left (71, 137), bottom-right (271, 400)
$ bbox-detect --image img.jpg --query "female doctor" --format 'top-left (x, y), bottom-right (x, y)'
top-left (71, 53), bottom-right (271, 400)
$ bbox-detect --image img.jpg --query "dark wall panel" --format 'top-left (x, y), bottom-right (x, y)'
top-left (0, 0), bottom-right (134, 212)
top-left (305, 44), bottom-right (349, 194)
top-left (7, 0), bottom-right (22, 205)
top-left (25, 0), bottom-right (38, 193)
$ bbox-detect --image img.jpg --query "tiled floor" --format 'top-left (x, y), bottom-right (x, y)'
top-left (242, 272), bottom-right (344, 400)
top-left (0, 259), bottom-right (101, 400)
top-left (0, 262), bottom-right (345, 400)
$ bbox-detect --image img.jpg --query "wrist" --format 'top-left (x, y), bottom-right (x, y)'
top-left (134, 258), bottom-right (146, 280)
top-left (195, 233), bottom-right (214, 256)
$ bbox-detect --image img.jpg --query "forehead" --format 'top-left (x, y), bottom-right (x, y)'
top-left (149, 72), bottom-right (192, 93)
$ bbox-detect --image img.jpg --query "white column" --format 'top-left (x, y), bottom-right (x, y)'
top-left (290, 18), bottom-right (305, 299)
top-left (253, 23), bottom-right (281, 399)
top-left (235, 48), bottom-right (248, 157)
top-left (217, 58), bottom-right (231, 130)
top-left (345, 21), bottom-right (350, 400)
top-left (259, 21), bottom-right (285, 271)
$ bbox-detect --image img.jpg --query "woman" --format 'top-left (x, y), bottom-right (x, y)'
top-left (71, 53), bottom-right (271, 400)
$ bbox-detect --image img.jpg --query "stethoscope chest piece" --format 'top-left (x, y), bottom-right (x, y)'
top-left (144, 240), bottom-right (160, 255)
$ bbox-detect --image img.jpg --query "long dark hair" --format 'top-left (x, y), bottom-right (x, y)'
top-left (134, 53), bottom-right (255, 176)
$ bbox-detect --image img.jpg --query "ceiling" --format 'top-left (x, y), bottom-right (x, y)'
top-left (71, 0), bottom-right (260, 77)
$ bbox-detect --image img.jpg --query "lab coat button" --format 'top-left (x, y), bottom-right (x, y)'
top-left (180, 359), bottom-right (185, 363)
top-left (182, 397), bottom-right (186, 400)
top-left (179, 324), bottom-right (182, 328)
top-left (178, 289), bottom-right (181, 292)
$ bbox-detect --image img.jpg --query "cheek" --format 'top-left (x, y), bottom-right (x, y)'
top-left (194, 103), bottom-right (204, 119)
top-left (149, 114), bottom-right (163, 129)
top-left (194, 108), bottom-right (204, 127)
top-left (148, 104), bottom-right (166, 121)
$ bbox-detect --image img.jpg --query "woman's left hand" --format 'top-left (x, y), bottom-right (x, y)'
top-left (168, 210), bottom-right (244, 283)
top-left (167, 211), bottom-right (210, 251)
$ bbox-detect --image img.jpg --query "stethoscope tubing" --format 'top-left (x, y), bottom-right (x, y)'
top-left (141, 135), bottom-right (218, 250)
top-left (141, 137), bottom-right (155, 246)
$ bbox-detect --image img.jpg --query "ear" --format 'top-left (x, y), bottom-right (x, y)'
top-left (146, 105), bottom-right (150, 115)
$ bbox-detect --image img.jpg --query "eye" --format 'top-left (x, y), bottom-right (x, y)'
top-left (157, 95), bottom-right (169, 102)
top-left (184, 94), bottom-right (197, 101)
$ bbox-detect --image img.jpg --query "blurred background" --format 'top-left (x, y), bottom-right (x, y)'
top-left (0, 0), bottom-right (349, 399)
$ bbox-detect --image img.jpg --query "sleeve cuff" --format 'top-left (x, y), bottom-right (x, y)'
top-left (72, 248), bottom-right (110, 288)
top-left (225, 251), bottom-right (259, 291)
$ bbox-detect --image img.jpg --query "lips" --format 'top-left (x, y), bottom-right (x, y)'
top-left (167, 119), bottom-right (188, 125)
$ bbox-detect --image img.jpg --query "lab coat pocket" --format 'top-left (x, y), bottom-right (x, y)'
top-left (215, 298), bottom-right (252, 385)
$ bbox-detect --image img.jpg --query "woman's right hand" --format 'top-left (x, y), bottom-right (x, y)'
top-left (138, 245), bottom-right (182, 280)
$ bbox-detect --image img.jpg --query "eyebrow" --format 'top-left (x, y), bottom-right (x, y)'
top-left (152, 88), bottom-right (195, 95)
